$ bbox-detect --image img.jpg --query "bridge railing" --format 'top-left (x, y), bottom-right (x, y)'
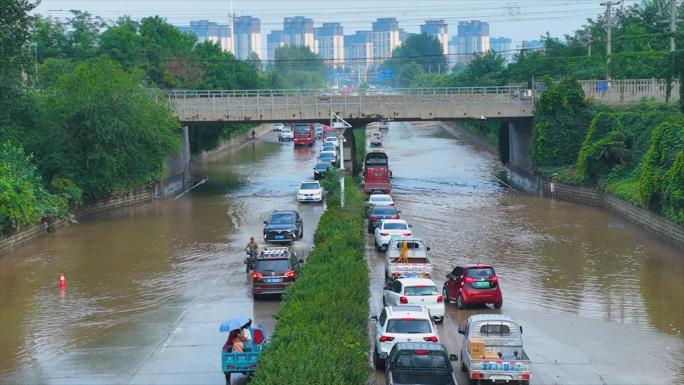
top-left (161, 85), bottom-right (529, 99)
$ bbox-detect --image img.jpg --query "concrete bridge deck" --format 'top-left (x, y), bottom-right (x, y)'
top-left (163, 79), bottom-right (679, 124)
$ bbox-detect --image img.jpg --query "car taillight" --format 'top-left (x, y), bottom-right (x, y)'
top-left (252, 272), bottom-right (262, 279)
top-left (520, 374), bottom-right (530, 380)
top-left (379, 336), bottom-right (395, 342)
top-left (380, 232), bottom-right (389, 236)
top-left (414, 350), bottom-right (429, 355)
top-left (471, 372), bottom-right (484, 379)
top-left (399, 296), bottom-right (408, 304)
top-left (390, 215), bottom-right (399, 219)
top-left (464, 276), bottom-right (475, 284)
top-left (423, 336), bottom-right (438, 342)
top-left (491, 276), bottom-right (498, 283)
top-left (285, 271), bottom-right (296, 278)
top-left (436, 295), bottom-right (443, 303)
top-left (402, 232), bottom-right (411, 236)
top-left (370, 216), bottom-right (378, 221)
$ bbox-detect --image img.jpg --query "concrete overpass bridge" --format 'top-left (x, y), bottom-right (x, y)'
top-left (163, 79), bottom-right (678, 125)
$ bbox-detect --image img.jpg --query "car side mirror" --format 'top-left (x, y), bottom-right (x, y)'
top-left (370, 315), bottom-right (378, 321)
top-left (427, 247), bottom-right (431, 251)
top-left (408, 224), bottom-right (413, 228)
top-left (298, 258), bottom-right (305, 264)
top-left (263, 221), bottom-right (267, 224)
top-left (520, 326), bottom-right (523, 334)
top-left (397, 210), bottom-right (402, 213)
top-left (446, 274), bottom-right (453, 280)
top-left (449, 354), bottom-right (458, 361)
top-left (458, 325), bottom-right (466, 334)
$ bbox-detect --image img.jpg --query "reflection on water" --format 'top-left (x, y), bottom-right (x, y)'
top-left (386, 122), bottom-right (683, 337)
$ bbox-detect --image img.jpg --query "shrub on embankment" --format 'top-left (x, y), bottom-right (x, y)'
top-left (252, 172), bottom-right (369, 385)
top-left (531, 78), bottom-right (684, 224)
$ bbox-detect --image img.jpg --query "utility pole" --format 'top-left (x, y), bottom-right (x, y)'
top-left (601, 1), bottom-right (622, 79)
top-left (670, 0), bottom-right (678, 52)
top-left (588, 37), bottom-right (592, 57)
top-left (229, 0), bottom-right (235, 54)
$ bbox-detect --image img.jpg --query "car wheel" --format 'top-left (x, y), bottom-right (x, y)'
top-left (467, 377), bottom-right (478, 385)
top-left (373, 349), bottom-right (384, 370)
top-left (224, 372), bottom-right (231, 384)
top-left (457, 294), bottom-right (466, 309)
top-left (494, 301), bottom-right (502, 309)
top-left (434, 316), bottom-right (444, 324)
top-left (461, 360), bottom-right (467, 372)
top-left (382, 295), bottom-right (387, 307)
top-left (253, 293), bottom-right (261, 300)
top-left (367, 226), bottom-right (373, 234)
top-left (442, 287), bottom-right (449, 304)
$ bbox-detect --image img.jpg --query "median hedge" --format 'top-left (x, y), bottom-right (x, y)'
top-left (251, 174), bottom-right (369, 385)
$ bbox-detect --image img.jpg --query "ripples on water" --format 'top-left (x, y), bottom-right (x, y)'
top-left (384, 122), bottom-right (683, 336)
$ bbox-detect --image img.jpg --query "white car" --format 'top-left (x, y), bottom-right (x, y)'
top-left (383, 278), bottom-right (445, 323)
top-left (297, 181), bottom-right (323, 202)
top-left (374, 219), bottom-right (412, 251)
top-left (272, 123), bottom-right (284, 131)
top-left (368, 194), bottom-right (394, 207)
top-left (324, 136), bottom-right (339, 148)
top-left (279, 128), bottom-right (294, 141)
top-left (371, 306), bottom-right (439, 366)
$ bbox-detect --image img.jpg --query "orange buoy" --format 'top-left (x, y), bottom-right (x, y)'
top-left (59, 272), bottom-right (66, 288)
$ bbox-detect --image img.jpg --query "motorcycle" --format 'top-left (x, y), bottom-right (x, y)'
top-left (244, 249), bottom-right (256, 273)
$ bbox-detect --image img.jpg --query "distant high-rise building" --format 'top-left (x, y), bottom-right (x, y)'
top-left (267, 30), bottom-right (285, 61)
top-left (371, 18), bottom-right (401, 65)
top-left (234, 16), bottom-right (261, 60)
top-left (420, 19), bottom-right (449, 56)
top-left (450, 20), bottom-right (490, 68)
top-left (345, 31), bottom-right (374, 69)
top-left (179, 20), bottom-right (233, 53)
top-left (490, 37), bottom-right (513, 63)
top-left (283, 16), bottom-right (315, 52)
top-left (315, 23), bottom-right (344, 67)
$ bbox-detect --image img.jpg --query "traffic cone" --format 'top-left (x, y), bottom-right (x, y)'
top-left (59, 272), bottom-right (66, 288)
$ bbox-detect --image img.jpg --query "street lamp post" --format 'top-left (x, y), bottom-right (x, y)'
top-left (330, 112), bottom-right (352, 207)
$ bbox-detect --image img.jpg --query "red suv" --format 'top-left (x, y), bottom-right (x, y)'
top-left (442, 264), bottom-right (502, 309)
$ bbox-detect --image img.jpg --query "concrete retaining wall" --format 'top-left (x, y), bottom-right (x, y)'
top-left (543, 181), bottom-right (684, 250)
top-left (191, 123), bottom-right (271, 162)
top-left (0, 187), bottom-right (152, 255)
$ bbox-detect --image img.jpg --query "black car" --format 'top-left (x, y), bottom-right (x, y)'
top-left (263, 210), bottom-right (304, 243)
top-left (318, 152), bottom-right (337, 166)
top-left (384, 342), bottom-right (458, 385)
top-left (313, 162), bottom-right (333, 180)
top-left (368, 205), bottom-right (400, 233)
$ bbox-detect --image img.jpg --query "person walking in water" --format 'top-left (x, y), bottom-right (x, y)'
top-left (251, 129), bottom-right (256, 139)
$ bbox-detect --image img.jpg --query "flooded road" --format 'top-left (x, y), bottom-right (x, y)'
top-left (367, 122), bottom-right (684, 385)
top-left (0, 133), bottom-right (324, 384)
top-left (1, 122), bottom-right (683, 385)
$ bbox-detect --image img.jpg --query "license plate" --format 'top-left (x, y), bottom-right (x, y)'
top-left (305, 197), bottom-right (313, 200)
top-left (404, 274), bottom-right (417, 278)
top-left (489, 375), bottom-right (514, 380)
top-left (482, 362), bottom-right (520, 371)
top-left (275, 235), bottom-right (285, 239)
top-left (266, 278), bottom-right (282, 283)
top-left (474, 281), bottom-right (490, 288)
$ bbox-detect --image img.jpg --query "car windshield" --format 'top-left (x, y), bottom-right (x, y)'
top-left (386, 319), bottom-right (432, 333)
top-left (404, 286), bottom-right (438, 296)
top-left (255, 259), bottom-right (291, 272)
top-left (392, 373), bottom-right (454, 385)
top-left (300, 183), bottom-right (319, 190)
top-left (319, 153), bottom-right (335, 159)
top-left (371, 196), bottom-right (392, 203)
top-left (326, 137), bottom-right (337, 142)
top-left (269, 213), bottom-right (295, 224)
top-left (294, 124), bottom-right (309, 133)
top-left (393, 353), bottom-right (449, 370)
top-left (315, 163), bottom-right (331, 170)
top-left (281, 129), bottom-right (292, 133)
top-left (321, 144), bottom-right (335, 149)
top-left (466, 267), bottom-right (495, 280)
top-left (324, 132), bottom-right (336, 138)
top-left (372, 207), bottom-right (397, 215)
top-left (383, 223), bottom-right (407, 230)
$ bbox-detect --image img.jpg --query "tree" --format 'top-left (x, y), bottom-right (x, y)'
top-left (191, 41), bottom-right (263, 89)
top-left (273, 46), bottom-right (326, 89)
top-left (531, 78), bottom-right (591, 171)
top-left (99, 17), bottom-right (143, 70)
top-left (576, 112), bottom-right (628, 182)
top-left (139, 16), bottom-right (196, 87)
top-left (458, 51), bottom-right (506, 86)
top-left (384, 34), bottom-right (446, 86)
top-left (64, 11), bottom-right (104, 60)
top-left (36, 58), bottom-right (180, 200)
top-left (31, 15), bottom-right (70, 61)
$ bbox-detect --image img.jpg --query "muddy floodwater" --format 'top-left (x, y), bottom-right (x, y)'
top-left (1, 123), bottom-right (682, 385)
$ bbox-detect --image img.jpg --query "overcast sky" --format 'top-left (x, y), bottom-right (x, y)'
top-left (32, 0), bottom-right (635, 57)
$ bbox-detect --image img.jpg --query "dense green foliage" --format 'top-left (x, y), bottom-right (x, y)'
top-left (638, 117), bottom-right (684, 222)
top-left (383, 34), bottom-right (446, 86)
top-left (354, 127), bottom-right (367, 173)
top-left (412, 51), bottom-right (507, 87)
top-left (531, 78), bottom-right (591, 172)
top-left (270, 46), bottom-right (327, 89)
top-left (0, 142), bottom-right (69, 234)
top-left (577, 112), bottom-right (628, 182)
top-left (188, 123), bottom-right (254, 154)
top-left (252, 176), bottom-right (368, 385)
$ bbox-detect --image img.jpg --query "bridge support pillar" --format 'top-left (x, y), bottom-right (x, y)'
top-left (507, 119), bottom-right (540, 194)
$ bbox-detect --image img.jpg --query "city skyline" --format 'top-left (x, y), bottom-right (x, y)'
top-left (32, 0), bottom-right (627, 60)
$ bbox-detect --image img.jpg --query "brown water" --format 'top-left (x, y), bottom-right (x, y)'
top-left (1, 123), bottom-right (682, 385)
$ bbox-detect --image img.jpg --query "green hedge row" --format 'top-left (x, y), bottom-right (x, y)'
top-left (251, 175), bottom-right (369, 385)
